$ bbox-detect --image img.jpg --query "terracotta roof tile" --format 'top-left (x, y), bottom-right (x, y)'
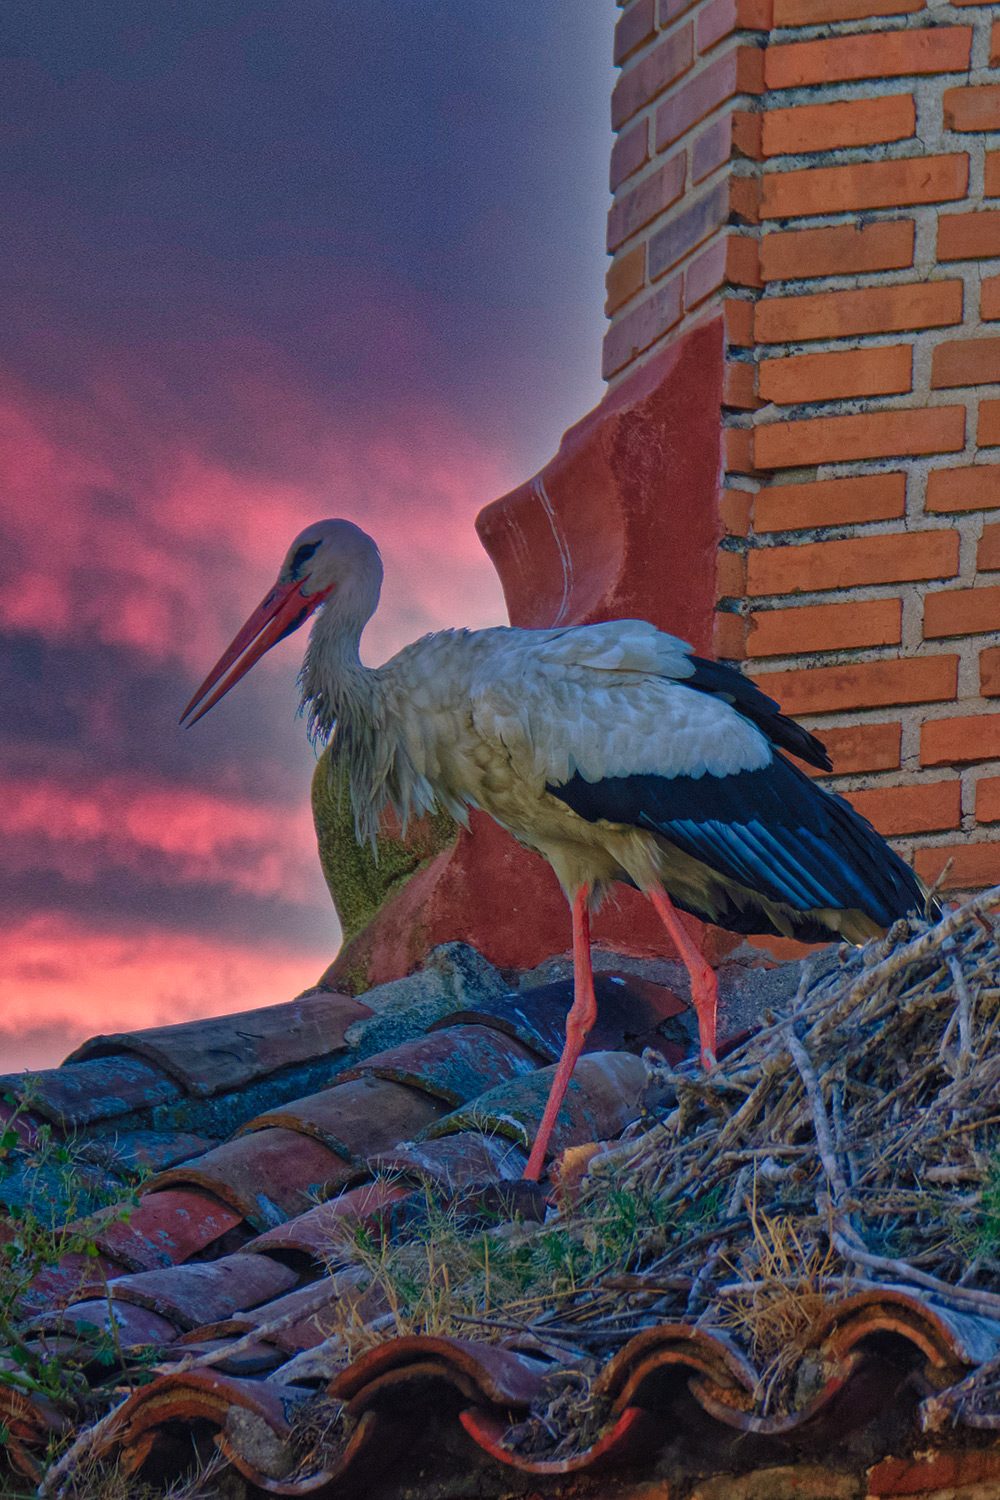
top-left (64, 990), bottom-right (374, 1097)
top-left (147, 1126), bottom-right (356, 1229)
top-left (0, 1054), bottom-right (183, 1130)
top-left (19, 940), bottom-right (1000, 1493)
top-left (239, 1075), bottom-right (447, 1159)
top-left (422, 1050), bottom-right (649, 1160)
top-left (427, 970), bottom-right (692, 1063)
top-left (337, 1023), bottom-right (541, 1105)
top-left (96, 1252), bottom-right (298, 1331)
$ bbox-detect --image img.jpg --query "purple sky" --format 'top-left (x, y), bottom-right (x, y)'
top-left (0, 3), bottom-right (616, 1070)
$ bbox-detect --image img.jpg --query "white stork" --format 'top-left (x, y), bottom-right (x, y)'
top-left (181, 519), bottom-right (932, 1180)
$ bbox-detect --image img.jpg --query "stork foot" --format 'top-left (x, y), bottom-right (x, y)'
top-left (647, 886), bottom-right (718, 1069)
top-left (524, 889), bottom-right (596, 1181)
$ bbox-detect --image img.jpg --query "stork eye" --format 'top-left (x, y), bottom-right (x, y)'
top-left (290, 540), bottom-right (321, 573)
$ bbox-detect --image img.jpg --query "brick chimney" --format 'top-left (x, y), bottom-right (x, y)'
top-left (601, 0), bottom-right (1000, 900)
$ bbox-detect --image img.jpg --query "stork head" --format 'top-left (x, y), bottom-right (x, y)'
top-left (180, 519), bottom-right (383, 726)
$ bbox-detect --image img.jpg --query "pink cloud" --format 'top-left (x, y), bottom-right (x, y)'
top-left (0, 911), bottom-right (332, 1073)
top-left (2, 771), bottom-right (326, 905)
top-left (1, 349), bottom-right (511, 680)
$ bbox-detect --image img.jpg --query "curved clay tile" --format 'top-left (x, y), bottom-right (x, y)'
top-left (335, 1023), bottom-right (541, 1106)
top-left (64, 992), bottom-right (373, 1097)
top-left (328, 1334), bottom-right (549, 1411)
top-left (145, 1127), bottom-right (356, 1229)
top-left (423, 1050), bottom-right (649, 1160)
top-left (244, 1177), bottom-right (413, 1262)
top-left (236, 1075), bottom-right (446, 1160)
top-left (459, 1403), bottom-right (662, 1475)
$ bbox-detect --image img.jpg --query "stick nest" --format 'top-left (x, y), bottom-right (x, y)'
top-left (530, 887), bottom-right (1000, 1431)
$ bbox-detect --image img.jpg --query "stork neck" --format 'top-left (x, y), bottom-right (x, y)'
top-left (300, 595), bottom-right (381, 742)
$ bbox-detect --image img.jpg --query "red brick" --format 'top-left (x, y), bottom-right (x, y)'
top-left (729, 173), bottom-right (760, 225)
top-left (762, 154), bottom-right (968, 219)
top-left (691, 110), bottom-right (763, 181)
top-left (686, 235), bottom-right (762, 308)
top-left (723, 360), bottom-right (759, 408)
top-left (607, 154), bottom-right (687, 250)
top-left (848, 779), bottom-right (962, 836)
top-left (732, 110), bottom-right (763, 160)
top-left (938, 209), bottom-right (1000, 260)
top-left (987, 151), bottom-right (1000, 196)
top-left (648, 179), bottom-right (729, 278)
top-left (913, 842), bottom-right (1000, 890)
top-left (747, 597), bottom-right (902, 656)
top-left (748, 530), bottom-right (959, 595)
top-left (713, 609), bottom-right (747, 659)
top-left (755, 281), bottom-right (962, 343)
top-left (932, 337), bottom-right (1000, 390)
top-left (754, 407), bottom-right (965, 471)
top-left (983, 645), bottom-right (1000, 696)
top-left (659, 0), bottom-right (697, 20)
top-left (943, 83), bottom-right (1000, 132)
top-left (762, 95), bottom-right (914, 158)
top-left (697, 0), bottom-right (772, 52)
top-left (765, 28), bottom-right (972, 89)
top-left (926, 464), bottom-right (1000, 513)
top-left (610, 118), bottom-right (649, 191)
top-left (606, 243), bottom-right (646, 315)
top-left (614, 0), bottom-right (656, 65)
top-left (983, 275), bottom-right (1000, 321)
top-left (994, 21), bottom-right (1000, 66)
top-left (980, 523), bottom-right (1000, 570)
top-left (924, 585), bottom-right (1000, 637)
top-left (692, 113), bottom-right (735, 181)
top-left (979, 400), bottom-right (1000, 447)
top-left (612, 26), bottom-right (694, 128)
top-left (655, 47), bottom-right (764, 152)
top-left (976, 777), bottom-right (1000, 822)
top-left (760, 221), bottom-right (914, 282)
top-left (921, 714), bottom-right (1000, 764)
top-left (758, 345), bottom-right (912, 404)
top-left (724, 297), bottom-right (754, 347)
top-left (725, 426), bottom-right (756, 473)
top-left (720, 488), bottom-right (754, 535)
top-left (753, 473), bottom-right (906, 532)
top-left (753, 656), bottom-right (959, 714)
top-left (717, 548), bottom-right (747, 597)
top-left (774, 0), bottom-right (920, 20)
top-left (808, 721), bottom-right (902, 775)
top-left (602, 274), bottom-right (684, 378)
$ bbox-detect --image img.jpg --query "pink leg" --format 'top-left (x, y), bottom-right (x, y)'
top-left (523, 888), bottom-right (597, 1182)
top-left (647, 886), bottom-right (718, 1069)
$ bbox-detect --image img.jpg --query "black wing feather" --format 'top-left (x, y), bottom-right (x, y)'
top-left (682, 655), bottom-right (832, 771)
top-left (549, 752), bottom-right (927, 928)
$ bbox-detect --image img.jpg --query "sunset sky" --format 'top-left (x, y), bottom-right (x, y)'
top-left (2, 4), bottom-right (615, 1070)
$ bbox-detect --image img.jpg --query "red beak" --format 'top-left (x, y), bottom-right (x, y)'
top-left (180, 577), bottom-right (333, 726)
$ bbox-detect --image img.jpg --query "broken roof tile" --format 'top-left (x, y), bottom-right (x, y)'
top-left (65, 991), bottom-right (373, 1097)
